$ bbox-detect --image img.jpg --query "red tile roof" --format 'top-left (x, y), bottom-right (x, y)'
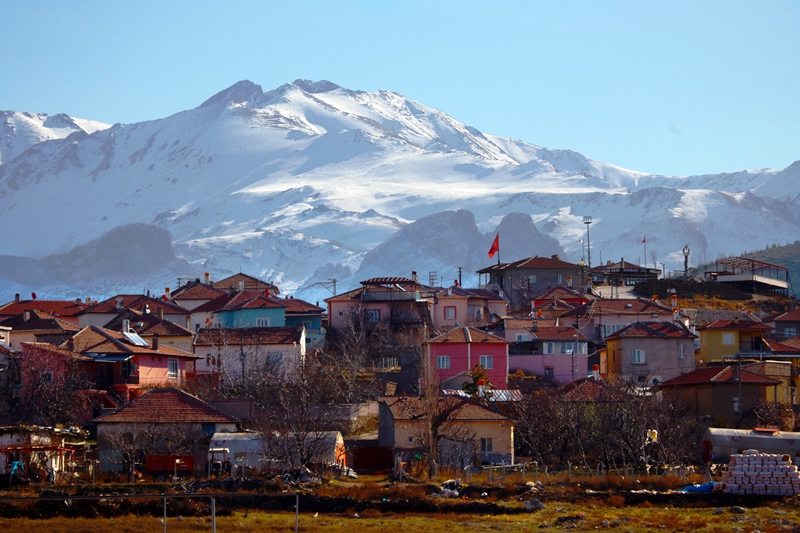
top-left (0, 299), bottom-right (88, 318)
top-left (605, 321), bottom-right (696, 340)
top-left (774, 309), bottom-right (800, 322)
top-left (79, 295), bottom-right (189, 315)
top-left (21, 341), bottom-right (94, 362)
top-left (281, 297), bottom-right (324, 314)
top-left (102, 310), bottom-right (194, 337)
top-left (429, 326), bottom-right (508, 344)
top-left (658, 366), bottom-right (781, 387)
top-left (530, 326), bottom-right (589, 341)
top-left (561, 298), bottom-right (672, 317)
top-left (381, 395), bottom-right (512, 421)
top-left (194, 327), bottom-right (302, 347)
top-left (505, 318), bottom-right (559, 329)
top-left (697, 319), bottom-right (772, 332)
top-left (171, 282), bottom-right (227, 301)
top-left (212, 273), bottom-right (280, 294)
top-left (0, 310), bottom-right (80, 333)
top-left (532, 285), bottom-right (590, 302)
top-left (192, 291), bottom-right (286, 313)
top-left (477, 255), bottom-right (581, 273)
top-left (94, 388), bottom-right (239, 424)
top-left (766, 337), bottom-right (800, 354)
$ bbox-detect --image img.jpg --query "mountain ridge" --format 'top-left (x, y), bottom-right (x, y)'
top-left (0, 79), bottom-right (797, 302)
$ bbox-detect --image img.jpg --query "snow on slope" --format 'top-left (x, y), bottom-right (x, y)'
top-left (0, 79), bottom-right (798, 303)
top-left (0, 111), bottom-right (110, 165)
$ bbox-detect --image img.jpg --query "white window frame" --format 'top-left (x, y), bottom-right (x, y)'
top-left (557, 275), bottom-right (564, 283)
top-left (516, 334), bottom-right (526, 342)
top-left (679, 344), bottom-right (685, 359)
top-left (168, 358), bottom-right (178, 379)
top-left (365, 309), bottom-right (380, 323)
top-left (785, 327), bottom-right (797, 338)
top-left (480, 355), bottom-right (493, 369)
top-left (722, 333), bottom-right (735, 345)
top-left (437, 355), bottom-right (450, 369)
top-left (631, 349), bottom-right (645, 365)
top-left (444, 306), bottom-right (457, 320)
top-left (256, 317), bottom-right (271, 327)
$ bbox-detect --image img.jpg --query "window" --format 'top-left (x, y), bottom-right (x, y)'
top-left (302, 320), bottom-right (312, 330)
top-left (121, 360), bottom-right (132, 376)
top-left (480, 438), bottom-right (493, 453)
top-left (722, 333), bottom-right (735, 345)
top-left (632, 350), bottom-right (645, 365)
top-left (41, 370), bottom-right (53, 385)
top-left (516, 334), bottom-right (526, 342)
top-left (364, 309), bottom-right (380, 323)
top-left (168, 358), bottom-right (178, 379)
top-left (564, 341), bottom-right (574, 355)
top-left (785, 327), bottom-right (797, 338)
top-left (437, 355), bottom-right (451, 369)
top-left (679, 345), bottom-right (685, 359)
top-left (544, 367), bottom-right (554, 379)
top-left (408, 436), bottom-right (414, 444)
top-left (267, 352), bottom-right (283, 365)
top-left (444, 306), bottom-right (456, 320)
top-left (256, 317), bottom-right (270, 327)
top-left (528, 275), bottom-right (537, 284)
top-left (602, 324), bottom-right (624, 338)
top-left (557, 275), bottom-right (564, 283)
top-left (733, 396), bottom-right (740, 413)
top-left (480, 355), bottom-right (493, 369)
top-left (544, 342), bottom-right (562, 354)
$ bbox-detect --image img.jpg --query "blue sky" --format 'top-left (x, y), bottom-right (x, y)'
top-left (1, 0), bottom-right (797, 176)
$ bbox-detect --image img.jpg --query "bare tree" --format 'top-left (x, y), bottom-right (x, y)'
top-left (649, 249), bottom-right (659, 270)
top-left (100, 422), bottom-right (203, 479)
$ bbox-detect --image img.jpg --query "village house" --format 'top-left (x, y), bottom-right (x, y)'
top-left (55, 324), bottom-right (201, 403)
top-left (192, 326), bottom-right (305, 384)
top-left (695, 316), bottom-right (772, 365)
top-left (560, 298), bottom-right (675, 343)
top-left (430, 285), bottom-right (507, 331)
top-left (506, 323), bottom-right (590, 384)
top-left (189, 290), bottom-right (286, 331)
top-left (170, 276), bottom-right (227, 311)
top-left (94, 388), bottom-right (239, 474)
top-left (772, 309), bottom-right (800, 340)
top-left (603, 321), bottom-right (696, 385)
top-left (477, 255), bottom-right (587, 309)
top-left (378, 395), bottom-right (515, 466)
top-left (657, 365), bottom-right (781, 429)
top-left (591, 258), bottom-right (661, 287)
top-left (427, 326), bottom-right (510, 389)
top-left (103, 308), bottom-right (195, 353)
top-left (0, 309), bottom-right (80, 349)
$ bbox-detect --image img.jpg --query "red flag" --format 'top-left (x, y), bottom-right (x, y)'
top-left (642, 235), bottom-right (646, 243)
top-left (488, 234), bottom-right (499, 258)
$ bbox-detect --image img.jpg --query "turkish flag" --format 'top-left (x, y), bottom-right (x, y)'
top-left (488, 234), bottom-right (499, 258)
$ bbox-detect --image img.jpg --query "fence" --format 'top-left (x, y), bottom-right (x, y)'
top-left (0, 492), bottom-right (302, 533)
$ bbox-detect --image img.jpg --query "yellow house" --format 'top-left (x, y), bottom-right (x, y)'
top-left (696, 317), bottom-right (772, 364)
top-left (378, 395), bottom-right (515, 465)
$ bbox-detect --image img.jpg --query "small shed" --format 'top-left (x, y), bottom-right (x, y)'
top-left (702, 427), bottom-right (800, 462)
top-left (208, 431), bottom-right (346, 473)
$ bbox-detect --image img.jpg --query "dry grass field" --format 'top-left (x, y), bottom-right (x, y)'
top-left (1, 472), bottom-right (799, 532)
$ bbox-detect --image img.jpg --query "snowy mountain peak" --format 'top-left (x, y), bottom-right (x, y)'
top-left (292, 79), bottom-right (344, 94)
top-left (199, 80), bottom-right (266, 109)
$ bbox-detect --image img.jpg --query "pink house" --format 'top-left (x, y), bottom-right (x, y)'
top-left (427, 326), bottom-right (509, 389)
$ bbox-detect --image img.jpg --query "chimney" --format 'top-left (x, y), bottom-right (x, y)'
top-left (478, 379), bottom-right (485, 398)
top-left (158, 306), bottom-right (164, 321)
top-left (152, 334), bottom-right (159, 350)
top-left (75, 297), bottom-right (82, 304)
top-left (592, 364), bottom-right (600, 380)
top-left (733, 315), bottom-right (740, 324)
top-left (116, 296), bottom-right (124, 309)
top-left (164, 287), bottom-right (171, 299)
top-left (204, 272), bottom-right (211, 284)
top-left (567, 276), bottom-right (572, 288)
top-left (22, 310), bottom-right (30, 323)
top-left (122, 319), bottom-right (130, 333)
top-left (411, 271), bottom-right (418, 282)
top-left (14, 293), bottom-right (20, 303)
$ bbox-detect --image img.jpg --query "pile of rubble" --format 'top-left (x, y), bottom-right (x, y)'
top-left (721, 449), bottom-right (800, 496)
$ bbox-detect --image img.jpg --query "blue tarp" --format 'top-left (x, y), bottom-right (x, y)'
top-left (679, 482), bottom-right (716, 494)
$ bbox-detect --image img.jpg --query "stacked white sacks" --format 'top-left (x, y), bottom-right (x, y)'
top-left (720, 449), bottom-right (800, 496)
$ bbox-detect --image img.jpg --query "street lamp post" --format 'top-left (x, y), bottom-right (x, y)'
top-left (583, 216), bottom-right (593, 269)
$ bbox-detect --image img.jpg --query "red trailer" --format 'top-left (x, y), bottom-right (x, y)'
top-left (145, 455), bottom-right (194, 481)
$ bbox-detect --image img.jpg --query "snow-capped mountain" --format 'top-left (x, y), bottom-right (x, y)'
top-left (0, 111), bottom-right (110, 165)
top-left (0, 79), bottom-right (797, 303)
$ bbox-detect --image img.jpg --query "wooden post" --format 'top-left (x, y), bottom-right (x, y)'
top-left (162, 495), bottom-right (167, 533)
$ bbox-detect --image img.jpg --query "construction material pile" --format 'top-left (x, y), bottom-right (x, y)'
top-left (721, 449), bottom-right (800, 495)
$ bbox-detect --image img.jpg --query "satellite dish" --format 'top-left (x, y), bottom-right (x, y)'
top-left (652, 378), bottom-right (660, 386)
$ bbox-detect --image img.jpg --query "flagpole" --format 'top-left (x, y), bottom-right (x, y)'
top-left (497, 234), bottom-right (500, 266)
top-left (643, 236), bottom-right (647, 267)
